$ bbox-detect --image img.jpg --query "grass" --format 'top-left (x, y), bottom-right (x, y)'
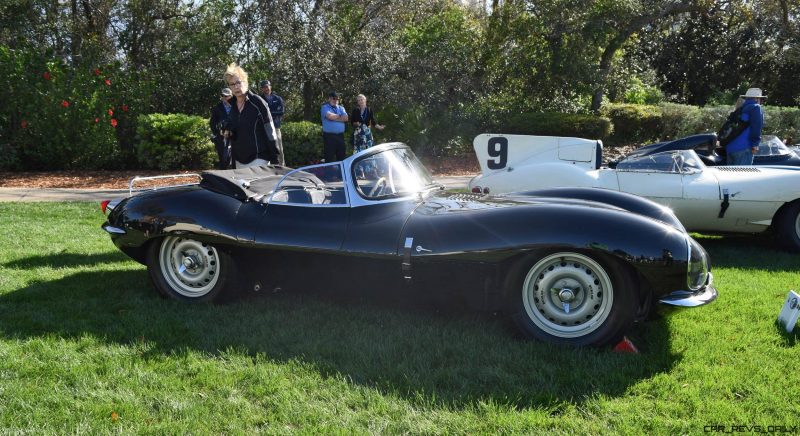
top-left (0, 202), bottom-right (798, 433)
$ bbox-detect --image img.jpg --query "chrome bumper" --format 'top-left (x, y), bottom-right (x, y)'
top-left (658, 272), bottom-right (718, 307)
top-left (102, 223), bottom-right (126, 235)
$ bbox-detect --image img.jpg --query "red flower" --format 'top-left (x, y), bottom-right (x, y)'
top-left (43, 72), bottom-right (51, 81)
top-left (110, 118), bottom-right (118, 128)
top-left (104, 79), bottom-right (111, 86)
top-left (108, 109), bottom-right (113, 116)
top-left (121, 105), bottom-right (129, 112)
top-left (21, 120), bottom-right (28, 129)
top-left (94, 68), bottom-right (101, 76)
top-left (95, 118), bottom-right (100, 123)
top-left (61, 100), bottom-right (70, 108)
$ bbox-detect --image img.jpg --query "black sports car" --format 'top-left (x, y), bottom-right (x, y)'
top-left (103, 143), bottom-right (716, 347)
top-left (622, 134), bottom-right (800, 167)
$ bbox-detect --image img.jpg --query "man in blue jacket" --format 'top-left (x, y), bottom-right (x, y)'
top-left (726, 88), bottom-right (766, 165)
top-left (260, 80), bottom-right (286, 165)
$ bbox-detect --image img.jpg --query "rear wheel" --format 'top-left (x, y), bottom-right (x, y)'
top-left (146, 236), bottom-right (239, 303)
top-left (511, 251), bottom-right (637, 347)
top-left (775, 201), bottom-right (800, 253)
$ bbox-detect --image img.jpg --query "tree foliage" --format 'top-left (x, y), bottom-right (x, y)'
top-left (0, 0), bottom-right (798, 169)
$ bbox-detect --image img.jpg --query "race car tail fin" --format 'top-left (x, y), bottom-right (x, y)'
top-left (472, 134), bottom-right (602, 175)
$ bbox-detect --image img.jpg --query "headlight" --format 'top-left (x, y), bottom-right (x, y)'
top-left (686, 238), bottom-right (709, 291)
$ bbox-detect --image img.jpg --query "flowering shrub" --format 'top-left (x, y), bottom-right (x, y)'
top-left (0, 46), bottom-right (129, 170)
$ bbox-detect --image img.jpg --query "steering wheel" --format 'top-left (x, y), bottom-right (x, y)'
top-left (368, 177), bottom-right (387, 197)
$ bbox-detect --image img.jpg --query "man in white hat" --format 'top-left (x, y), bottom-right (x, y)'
top-left (725, 87), bottom-right (766, 165)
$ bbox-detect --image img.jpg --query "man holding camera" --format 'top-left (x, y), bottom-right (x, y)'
top-left (210, 87), bottom-right (233, 169)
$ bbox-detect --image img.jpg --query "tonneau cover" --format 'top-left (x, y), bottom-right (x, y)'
top-left (200, 165), bottom-right (293, 202)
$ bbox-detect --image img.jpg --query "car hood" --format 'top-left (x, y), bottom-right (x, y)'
top-left (710, 166), bottom-right (800, 201)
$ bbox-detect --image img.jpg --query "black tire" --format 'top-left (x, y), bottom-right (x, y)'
top-left (510, 251), bottom-right (638, 347)
top-left (146, 236), bottom-right (240, 303)
top-left (775, 201), bottom-right (800, 253)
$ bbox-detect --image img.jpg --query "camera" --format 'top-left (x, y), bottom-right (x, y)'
top-left (216, 118), bottom-right (232, 133)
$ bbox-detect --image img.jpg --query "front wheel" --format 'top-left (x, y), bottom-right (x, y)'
top-left (511, 252), bottom-right (637, 347)
top-left (775, 201), bottom-right (800, 253)
top-left (146, 236), bottom-right (239, 303)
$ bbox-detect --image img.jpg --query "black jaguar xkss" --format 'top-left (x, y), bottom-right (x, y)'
top-left (102, 143), bottom-right (717, 347)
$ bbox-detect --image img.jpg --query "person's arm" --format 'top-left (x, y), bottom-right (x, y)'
top-left (370, 108), bottom-right (384, 130)
top-left (210, 107), bottom-right (220, 135)
top-left (748, 104), bottom-right (763, 150)
top-left (272, 96), bottom-right (285, 117)
top-left (325, 107), bottom-right (347, 122)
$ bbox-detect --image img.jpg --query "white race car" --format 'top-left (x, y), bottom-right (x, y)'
top-left (469, 134), bottom-right (800, 252)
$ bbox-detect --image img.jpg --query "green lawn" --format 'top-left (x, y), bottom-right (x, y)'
top-left (0, 202), bottom-right (798, 434)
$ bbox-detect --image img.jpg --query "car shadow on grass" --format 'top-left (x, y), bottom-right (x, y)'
top-left (0, 268), bottom-right (680, 410)
top-left (2, 251), bottom-right (130, 269)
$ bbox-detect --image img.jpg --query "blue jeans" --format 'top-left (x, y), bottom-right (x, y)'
top-left (727, 148), bottom-right (754, 165)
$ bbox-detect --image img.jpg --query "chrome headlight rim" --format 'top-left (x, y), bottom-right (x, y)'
top-left (686, 238), bottom-right (709, 291)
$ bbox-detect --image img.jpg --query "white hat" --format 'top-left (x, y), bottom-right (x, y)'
top-left (741, 88), bottom-right (766, 99)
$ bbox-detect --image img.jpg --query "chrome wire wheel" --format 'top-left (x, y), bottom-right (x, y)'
top-left (521, 252), bottom-right (614, 339)
top-left (158, 236), bottom-right (220, 298)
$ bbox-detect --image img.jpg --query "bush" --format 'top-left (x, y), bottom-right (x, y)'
top-left (600, 103), bottom-right (662, 145)
top-left (658, 103), bottom-right (706, 140)
top-left (135, 113), bottom-right (216, 170)
top-left (379, 105), bottom-right (484, 157)
top-left (763, 106), bottom-right (800, 145)
top-left (281, 121), bottom-right (323, 166)
top-left (501, 112), bottom-right (613, 140)
top-left (0, 46), bottom-right (130, 170)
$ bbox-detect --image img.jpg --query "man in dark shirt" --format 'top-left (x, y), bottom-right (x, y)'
top-left (209, 87), bottom-right (233, 169)
top-left (260, 80), bottom-right (286, 165)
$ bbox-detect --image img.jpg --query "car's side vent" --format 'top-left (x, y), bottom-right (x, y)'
top-left (716, 167), bottom-right (761, 172)
top-left (448, 193), bottom-right (484, 201)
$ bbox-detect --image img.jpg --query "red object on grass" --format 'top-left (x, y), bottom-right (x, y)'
top-left (612, 336), bottom-right (639, 353)
top-left (110, 118), bottom-right (118, 128)
top-left (61, 100), bottom-right (70, 108)
top-left (94, 68), bottom-right (101, 75)
top-left (104, 79), bottom-right (111, 86)
top-left (21, 120), bottom-right (28, 129)
top-left (95, 118), bottom-right (100, 123)
top-left (121, 105), bottom-right (129, 112)
top-left (43, 72), bottom-right (51, 81)
top-left (108, 109), bottom-right (113, 116)
top-left (100, 200), bottom-right (111, 215)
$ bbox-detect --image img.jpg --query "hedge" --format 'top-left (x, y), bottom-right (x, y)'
top-left (501, 112), bottom-right (613, 140)
top-left (281, 121), bottom-right (323, 166)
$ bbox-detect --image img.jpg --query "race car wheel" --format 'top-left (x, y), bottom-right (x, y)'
top-left (146, 236), bottom-right (239, 303)
top-left (775, 201), bottom-right (800, 253)
top-left (511, 252), bottom-right (637, 347)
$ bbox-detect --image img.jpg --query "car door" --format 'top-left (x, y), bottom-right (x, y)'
top-left (255, 162), bottom-right (350, 250)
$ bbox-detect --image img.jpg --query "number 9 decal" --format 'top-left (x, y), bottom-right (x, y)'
top-left (487, 137), bottom-right (508, 170)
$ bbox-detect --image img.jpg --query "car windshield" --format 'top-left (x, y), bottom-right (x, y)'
top-left (616, 150), bottom-right (704, 174)
top-left (757, 135), bottom-right (792, 157)
top-left (352, 147), bottom-right (435, 200)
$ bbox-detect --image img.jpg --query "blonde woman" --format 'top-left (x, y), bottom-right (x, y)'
top-left (221, 63), bottom-right (279, 168)
top-left (350, 94), bottom-right (385, 153)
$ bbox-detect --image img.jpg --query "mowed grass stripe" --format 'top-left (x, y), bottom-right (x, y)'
top-left (0, 202), bottom-right (797, 433)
